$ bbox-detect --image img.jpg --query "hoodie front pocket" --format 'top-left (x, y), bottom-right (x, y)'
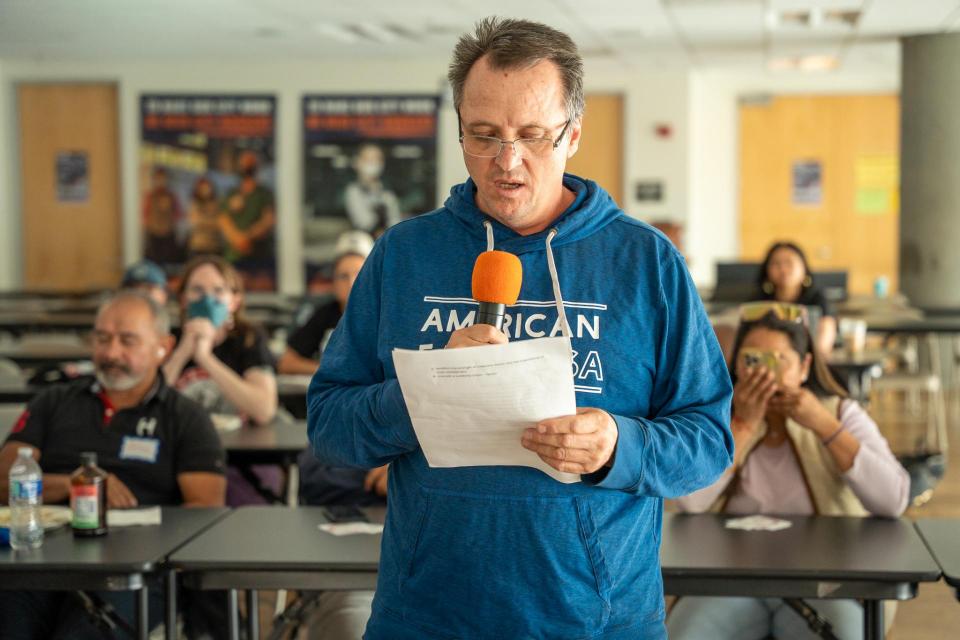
top-left (399, 489), bottom-right (612, 639)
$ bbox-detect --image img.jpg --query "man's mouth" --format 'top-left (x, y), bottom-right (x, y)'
top-left (494, 179), bottom-right (525, 192)
top-left (97, 364), bottom-right (130, 376)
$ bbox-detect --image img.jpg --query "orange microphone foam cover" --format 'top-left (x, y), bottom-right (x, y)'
top-left (472, 251), bottom-right (522, 305)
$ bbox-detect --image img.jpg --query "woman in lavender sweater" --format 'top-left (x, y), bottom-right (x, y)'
top-left (668, 304), bottom-right (910, 640)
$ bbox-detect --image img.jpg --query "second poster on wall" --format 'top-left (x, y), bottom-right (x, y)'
top-left (301, 94), bottom-right (440, 291)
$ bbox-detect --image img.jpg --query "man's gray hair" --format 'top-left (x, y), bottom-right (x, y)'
top-left (97, 290), bottom-right (171, 336)
top-left (448, 16), bottom-right (585, 121)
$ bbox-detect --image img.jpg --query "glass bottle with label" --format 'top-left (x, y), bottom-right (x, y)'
top-left (70, 452), bottom-right (108, 537)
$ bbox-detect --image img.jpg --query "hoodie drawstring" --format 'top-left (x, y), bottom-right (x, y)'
top-left (481, 220), bottom-right (571, 339)
top-left (545, 229), bottom-right (571, 339)
top-left (484, 220), bottom-right (495, 252)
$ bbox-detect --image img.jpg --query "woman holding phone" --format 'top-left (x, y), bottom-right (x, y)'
top-left (668, 302), bottom-right (909, 640)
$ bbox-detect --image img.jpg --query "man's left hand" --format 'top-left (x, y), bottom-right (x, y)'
top-left (521, 407), bottom-right (618, 475)
top-left (364, 464), bottom-right (389, 497)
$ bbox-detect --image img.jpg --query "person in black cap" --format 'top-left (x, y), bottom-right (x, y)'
top-left (278, 231), bottom-right (374, 375)
top-left (120, 259), bottom-right (169, 307)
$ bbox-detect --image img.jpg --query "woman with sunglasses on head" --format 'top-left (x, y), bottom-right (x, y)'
top-left (668, 304), bottom-right (909, 640)
top-left (757, 241), bottom-right (838, 356)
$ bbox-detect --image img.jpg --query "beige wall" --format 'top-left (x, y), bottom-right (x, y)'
top-left (0, 55), bottom-right (902, 292)
top-left (0, 56), bottom-right (691, 293)
top-left (739, 95), bottom-right (900, 295)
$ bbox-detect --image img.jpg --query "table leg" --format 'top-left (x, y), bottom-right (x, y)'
top-left (247, 589), bottom-right (260, 640)
top-left (275, 459), bottom-right (299, 623)
top-left (286, 461), bottom-right (299, 507)
top-left (228, 589), bottom-right (240, 640)
top-left (136, 586), bottom-right (149, 640)
top-left (864, 599), bottom-right (884, 640)
top-left (860, 371), bottom-right (872, 406)
top-left (165, 570), bottom-right (177, 640)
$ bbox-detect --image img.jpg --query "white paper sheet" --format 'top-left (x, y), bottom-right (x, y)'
top-left (392, 336), bottom-right (579, 483)
top-left (107, 506), bottom-right (162, 527)
top-left (318, 522), bottom-right (384, 536)
top-left (725, 515), bottom-right (792, 532)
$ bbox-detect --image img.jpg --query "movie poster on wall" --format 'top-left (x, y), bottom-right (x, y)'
top-left (140, 94), bottom-right (277, 290)
top-left (302, 94), bottom-right (440, 290)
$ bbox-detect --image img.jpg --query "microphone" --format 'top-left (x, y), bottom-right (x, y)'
top-left (471, 251), bottom-right (522, 330)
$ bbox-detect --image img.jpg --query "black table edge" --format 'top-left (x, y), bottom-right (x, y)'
top-left (913, 521), bottom-right (957, 589)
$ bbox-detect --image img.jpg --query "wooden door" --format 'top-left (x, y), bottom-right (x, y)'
top-left (18, 83), bottom-right (122, 291)
top-left (566, 94), bottom-right (624, 206)
top-left (738, 95), bottom-right (899, 295)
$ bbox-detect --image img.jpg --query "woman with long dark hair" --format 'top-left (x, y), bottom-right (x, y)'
top-left (757, 241), bottom-right (837, 355)
top-left (668, 303), bottom-right (909, 639)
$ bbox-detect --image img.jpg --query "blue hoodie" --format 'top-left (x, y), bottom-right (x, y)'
top-left (308, 174), bottom-right (734, 639)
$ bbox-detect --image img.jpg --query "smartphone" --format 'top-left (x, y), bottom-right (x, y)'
top-left (740, 348), bottom-right (781, 382)
top-left (321, 505), bottom-right (369, 524)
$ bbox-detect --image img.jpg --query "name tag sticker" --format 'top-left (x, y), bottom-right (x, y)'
top-left (119, 436), bottom-right (160, 463)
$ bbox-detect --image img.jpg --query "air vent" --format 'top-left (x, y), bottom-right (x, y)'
top-left (313, 22), bottom-right (421, 44)
top-left (767, 7), bottom-right (861, 30)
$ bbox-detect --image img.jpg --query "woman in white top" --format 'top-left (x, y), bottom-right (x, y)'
top-left (668, 303), bottom-right (909, 640)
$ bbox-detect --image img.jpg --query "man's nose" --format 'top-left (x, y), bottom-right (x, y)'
top-left (495, 141), bottom-right (523, 172)
top-left (100, 337), bottom-right (124, 359)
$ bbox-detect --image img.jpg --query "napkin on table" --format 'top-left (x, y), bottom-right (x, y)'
top-left (107, 507), bottom-right (162, 527)
top-left (318, 522), bottom-right (384, 536)
top-left (725, 515), bottom-right (792, 532)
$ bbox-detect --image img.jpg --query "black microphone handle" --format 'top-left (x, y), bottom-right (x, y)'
top-left (476, 301), bottom-right (507, 330)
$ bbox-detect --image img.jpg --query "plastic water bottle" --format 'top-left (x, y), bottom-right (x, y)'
top-left (873, 275), bottom-right (889, 299)
top-left (8, 447), bottom-right (43, 550)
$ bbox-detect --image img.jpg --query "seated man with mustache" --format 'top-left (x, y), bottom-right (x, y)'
top-left (0, 290), bottom-right (227, 640)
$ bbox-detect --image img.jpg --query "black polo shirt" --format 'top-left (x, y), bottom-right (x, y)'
top-left (4, 375), bottom-right (225, 506)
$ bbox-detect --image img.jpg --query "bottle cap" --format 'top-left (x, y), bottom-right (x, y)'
top-left (18, 447), bottom-right (33, 457)
top-left (80, 452), bottom-right (98, 466)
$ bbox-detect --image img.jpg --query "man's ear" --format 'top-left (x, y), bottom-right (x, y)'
top-left (159, 334), bottom-right (175, 360)
top-left (566, 119), bottom-right (582, 159)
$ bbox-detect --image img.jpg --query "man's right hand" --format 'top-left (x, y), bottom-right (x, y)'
top-left (444, 324), bottom-right (509, 349)
top-left (106, 473), bottom-right (139, 509)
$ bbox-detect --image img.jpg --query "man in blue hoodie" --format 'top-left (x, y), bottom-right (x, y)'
top-left (308, 16), bottom-right (734, 640)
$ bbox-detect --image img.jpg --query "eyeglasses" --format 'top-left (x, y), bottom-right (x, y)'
top-left (457, 111), bottom-right (572, 159)
top-left (739, 301), bottom-right (808, 324)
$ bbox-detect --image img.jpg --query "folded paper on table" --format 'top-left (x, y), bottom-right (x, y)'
top-left (392, 336), bottom-right (579, 483)
top-left (319, 522), bottom-right (384, 536)
top-left (107, 506), bottom-right (162, 527)
top-left (725, 515), bottom-right (792, 532)
top-left (210, 413), bottom-right (243, 432)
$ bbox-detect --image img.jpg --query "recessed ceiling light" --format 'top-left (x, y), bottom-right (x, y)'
top-left (768, 7), bottom-right (860, 30)
top-left (825, 10), bottom-right (861, 28)
top-left (798, 54), bottom-right (839, 72)
top-left (767, 54), bottom-right (839, 72)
